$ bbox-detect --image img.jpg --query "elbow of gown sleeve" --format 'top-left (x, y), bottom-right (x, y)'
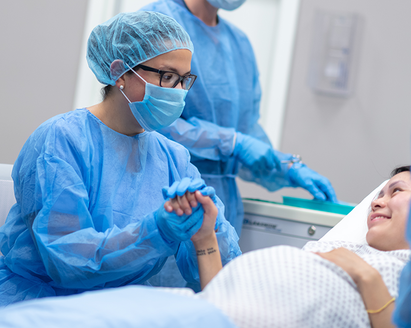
top-left (238, 150), bottom-right (296, 192)
top-left (33, 210), bottom-right (179, 289)
top-left (159, 117), bottom-right (236, 161)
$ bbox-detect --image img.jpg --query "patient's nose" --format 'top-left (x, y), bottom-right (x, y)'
top-left (371, 196), bottom-right (387, 210)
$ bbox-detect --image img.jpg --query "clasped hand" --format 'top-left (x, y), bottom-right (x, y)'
top-left (155, 178), bottom-right (218, 244)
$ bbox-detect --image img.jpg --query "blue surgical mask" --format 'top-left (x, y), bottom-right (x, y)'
top-left (120, 71), bottom-right (187, 132)
top-left (206, 0), bottom-right (246, 11)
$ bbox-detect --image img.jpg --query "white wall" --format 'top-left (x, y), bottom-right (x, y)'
top-left (238, 0), bottom-right (411, 204)
top-left (0, 1), bottom-right (88, 165)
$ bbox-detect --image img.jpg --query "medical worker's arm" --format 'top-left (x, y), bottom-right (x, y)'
top-left (161, 118), bottom-right (280, 171)
top-left (240, 153), bottom-right (338, 202)
top-left (165, 190), bottom-right (222, 289)
top-left (31, 156), bottom-right (210, 289)
top-left (318, 248), bottom-right (395, 328)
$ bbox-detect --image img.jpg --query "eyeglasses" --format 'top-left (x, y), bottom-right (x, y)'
top-left (136, 64), bottom-right (197, 90)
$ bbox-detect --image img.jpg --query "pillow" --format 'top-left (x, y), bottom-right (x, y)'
top-left (319, 180), bottom-right (388, 245)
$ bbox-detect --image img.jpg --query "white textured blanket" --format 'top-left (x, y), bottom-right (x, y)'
top-left (172, 242), bottom-right (409, 328)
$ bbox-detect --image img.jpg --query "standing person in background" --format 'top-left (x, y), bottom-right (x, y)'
top-left (140, 0), bottom-right (338, 236)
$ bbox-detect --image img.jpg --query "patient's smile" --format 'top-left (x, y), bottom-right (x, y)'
top-left (369, 215), bottom-right (391, 227)
top-left (370, 214), bottom-right (391, 222)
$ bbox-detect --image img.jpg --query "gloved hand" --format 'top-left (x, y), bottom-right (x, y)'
top-left (156, 178), bottom-right (218, 243)
top-left (234, 132), bottom-right (281, 172)
top-left (288, 163), bottom-right (338, 202)
top-left (162, 177), bottom-right (217, 203)
top-left (155, 201), bottom-right (205, 244)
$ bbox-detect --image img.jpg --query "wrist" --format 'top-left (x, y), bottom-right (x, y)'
top-left (287, 160), bottom-right (305, 186)
top-left (192, 231), bottom-right (217, 249)
top-left (354, 266), bottom-right (381, 291)
top-left (232, 131), bottom-right (244, 157)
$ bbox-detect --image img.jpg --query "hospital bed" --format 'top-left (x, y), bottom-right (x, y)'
top-left (239, 198), bottom-right (349, 252)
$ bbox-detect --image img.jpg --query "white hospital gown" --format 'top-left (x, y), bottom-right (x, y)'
top-left (168, 241), bottom-right (410, 328)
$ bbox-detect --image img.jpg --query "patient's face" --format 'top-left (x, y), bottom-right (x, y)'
top-left (366, 171), bottom-right (411, 251)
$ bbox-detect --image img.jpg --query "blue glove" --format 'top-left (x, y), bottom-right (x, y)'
top-left (288, 163), bottom-right (338, 202)
top-left (155, 202), bottom-right (205, 243)
top-left (157, 178), bottom-right (219, 243)
top-left (234, 132), bottom-right (281, 172)
top-left (162, 177), bottom-right (217, 203)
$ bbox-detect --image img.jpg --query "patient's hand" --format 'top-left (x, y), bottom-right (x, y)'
top-left (164, 191), bottom-right (198, 216)
top-left (317, 248), bottom-right (395, 328)
top-left (163, 190), bottom-right (218, 243)
top-left (316, 248), bottom-right (377, 285)
top-left (190, 191), bottom-right (218, 243)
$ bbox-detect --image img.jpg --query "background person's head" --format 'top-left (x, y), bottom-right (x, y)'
top-left (366, 165), bottom-right (411, 251)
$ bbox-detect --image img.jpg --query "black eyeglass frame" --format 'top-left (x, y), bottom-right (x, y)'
top-left (136, 64), bottom-right (197, 90)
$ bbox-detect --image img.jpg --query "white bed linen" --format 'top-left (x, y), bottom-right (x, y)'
top-left (164, 241), bottom-right (410, 328)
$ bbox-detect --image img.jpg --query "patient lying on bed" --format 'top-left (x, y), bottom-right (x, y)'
top-left (168, 166), bottom-right (411, 328)
top-left (0, 168), bottom-right (409, 328)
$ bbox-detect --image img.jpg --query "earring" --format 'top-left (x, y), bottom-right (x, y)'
top-left (119, 85), bottom-right (124, 90)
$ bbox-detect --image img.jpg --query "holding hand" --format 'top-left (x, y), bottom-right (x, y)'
top-left (161, 181), bottom-right (222, 289)
top-left (155, 196), bottom-right (204, 243)
top-left (163, 188), bottom-right (218, 243)
top-left (190, 191), bottom-right (219, 243)
top-left (162, 177), bottom-right (217, 204)
top-left (156, 178), bottom-right (218, 244)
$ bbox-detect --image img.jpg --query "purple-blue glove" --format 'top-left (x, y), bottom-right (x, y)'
top-left (162, 177), bottom-right (217, 203)
top-left (288, 163), bottom-right (337, 202)
top-left (156, 178), bottom-right (219, 243)
top-left (155, 201), bottom-right (205, 243)
top-left (234, 132), bottom-right (281, 172)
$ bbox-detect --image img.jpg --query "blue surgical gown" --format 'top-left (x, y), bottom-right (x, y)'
top-left (393, 206), bottom-right (411, 327)
top-left (141, 0), bottom-right (294, 235)
top-left (0, 109), bottom-right (241, 306)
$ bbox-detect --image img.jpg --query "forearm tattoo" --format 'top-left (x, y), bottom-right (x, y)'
top-left (196, 247), bottom-right (217, 256)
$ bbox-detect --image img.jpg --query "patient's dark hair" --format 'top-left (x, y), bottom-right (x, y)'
top-left (391, 165), bottom-right (410, 177)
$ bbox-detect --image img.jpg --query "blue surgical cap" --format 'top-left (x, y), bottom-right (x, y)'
top-left (87, 11), bottom-right (194, 86)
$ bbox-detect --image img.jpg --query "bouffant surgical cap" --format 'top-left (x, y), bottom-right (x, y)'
top-left (87, 11), bottom-right (194, 86)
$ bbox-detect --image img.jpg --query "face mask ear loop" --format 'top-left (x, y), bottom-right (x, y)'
top-left (129, 67), bottom-right (148, 84)
top-left (119, 86), bottom-right (132, 103)
top-left (125, 62), bottom-right (148, 84)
